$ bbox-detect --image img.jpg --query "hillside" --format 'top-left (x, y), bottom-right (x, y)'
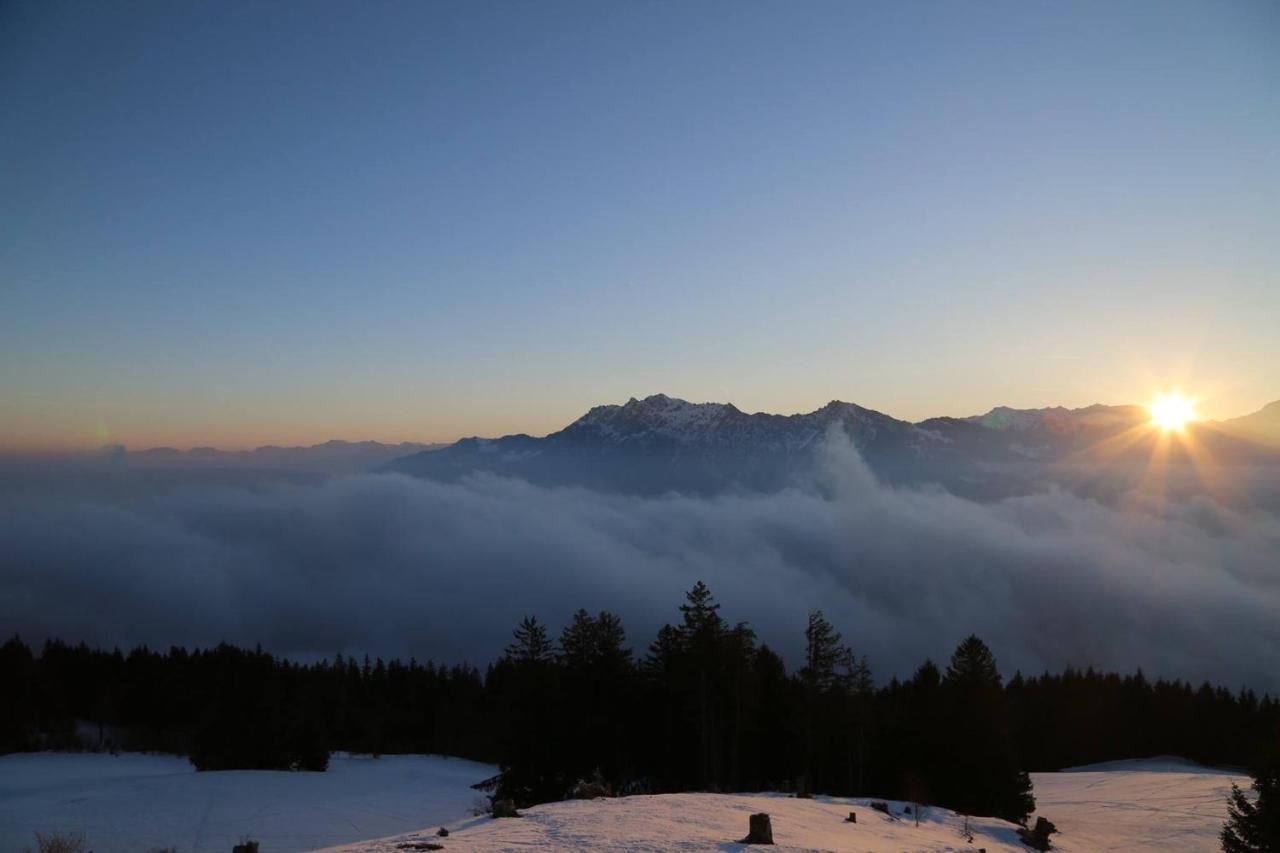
top-left (326, 758), bottom-right (1246, 852)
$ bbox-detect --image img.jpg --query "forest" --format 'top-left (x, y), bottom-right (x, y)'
top-left (3, 581), bottom-right (1276, 825)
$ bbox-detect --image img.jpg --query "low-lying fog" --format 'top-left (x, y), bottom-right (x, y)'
top-left (2, 432), bottom-right (1277, 691)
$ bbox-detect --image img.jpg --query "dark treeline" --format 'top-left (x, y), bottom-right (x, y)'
top-left (3, 581), bottom-right (1277, 825)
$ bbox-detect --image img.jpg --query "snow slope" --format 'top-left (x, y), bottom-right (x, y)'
top-left (0, 752), bottom-right (495, 853)
top-left (324, 793), bottom-right (1028, 852)
top-left (0, 753), bottom-right (1245, 852)
top-left (326, 757), bottom-right (1246, 852)
top-left (1029, 758), bottom-right (1247, 851)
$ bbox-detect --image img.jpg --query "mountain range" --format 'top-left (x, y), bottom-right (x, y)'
top-left (126, 439), bottom-right (445, 475)
top-left (388, 394), bottom-right (1280, 496)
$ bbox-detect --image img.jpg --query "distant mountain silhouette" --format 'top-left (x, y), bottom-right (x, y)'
top-left (1217, 400), bottom-right (1280, 446)
top-left (128, 439), bottom-right (445, 475)
top-left (389, 395), bottom-right (1279, 496)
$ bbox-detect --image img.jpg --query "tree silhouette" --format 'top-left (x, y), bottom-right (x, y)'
top-left (505, 615), bottom-right (553, 664)
top-left (1222, 759), bottom-right (1280, 852)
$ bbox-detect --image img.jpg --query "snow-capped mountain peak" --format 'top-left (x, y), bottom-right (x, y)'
top-left (567, 394), bottom-right (739, 443)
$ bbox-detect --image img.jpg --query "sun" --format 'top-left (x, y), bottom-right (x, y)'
top-left (1149, 393), bottom-right (1196, 431)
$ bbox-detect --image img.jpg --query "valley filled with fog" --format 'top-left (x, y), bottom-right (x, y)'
top-left (4, 421), bottom-right (1277, 692)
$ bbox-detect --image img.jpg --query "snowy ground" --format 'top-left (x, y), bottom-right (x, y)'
top-left (327, 756), bottom-right (1247, 853)
top-left (0, 752), bottom-right (495, 853)
top-left (1029, 757), bottom-right (1248, 851)
top-left (0, 753), bottom-right (1245, 852)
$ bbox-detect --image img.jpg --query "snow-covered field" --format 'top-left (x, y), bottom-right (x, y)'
top-left (0, 753), bottom-right (1245, 852)
top-left (1031, 757), bottom-right (1247, 851)
top-left (324, 757), bottom-right (1248, 853)
top-left (0, 752), bottom-right (494, 853)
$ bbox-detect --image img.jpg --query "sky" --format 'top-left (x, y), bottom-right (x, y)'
top-left (2, 0), bottom-right (1278, 451)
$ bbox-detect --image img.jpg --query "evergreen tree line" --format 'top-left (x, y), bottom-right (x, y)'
top-left (3, 582), bottom-right (1277, 826)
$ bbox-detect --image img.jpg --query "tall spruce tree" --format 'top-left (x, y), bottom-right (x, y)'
top-left (799, 610), bottom-right (850, 790)
top-left (1222, 759), bottom-right (1280, 852)
top-left (942, 635), bottom-right (1035, 824)
top-left (505, 615), bottom-right (554, 664)
top-left (801, 610), bottom-right (851, 692)
top-left (678, 581), bottom-right (727, 789)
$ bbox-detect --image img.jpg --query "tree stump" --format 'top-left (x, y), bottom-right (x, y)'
top-left (739, 812), bottom-right (774, 845)
top-left (845, 811), bottom-right (857, 823)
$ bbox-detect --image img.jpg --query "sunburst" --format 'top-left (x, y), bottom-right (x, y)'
top-left (1149, 393), bottom-right (1196, 432)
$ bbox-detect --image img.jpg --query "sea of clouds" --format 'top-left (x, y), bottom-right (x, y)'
top-left (2, 431), bottom-right (1277, 690)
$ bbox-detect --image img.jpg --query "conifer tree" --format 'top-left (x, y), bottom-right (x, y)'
top-left (678, 581), bottom-right (726, 789)
top-left (679, 581), bottom-right (725, 642)
top-left (801, 610), bottom-right (851, 693)
top-left (946, 634), bottom-right (1002, 689)
top-left (942, 635), bottom-right (1035, 824)
top-left (1222, 759), bottom-right (1280, 852)
top-left (505, 615), bottom-right (553, 664)
top-left (560, 609), bottom-right (597, 669)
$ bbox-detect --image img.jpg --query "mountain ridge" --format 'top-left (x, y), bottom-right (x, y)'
top-left (389, 394), bottom-right (1279, 496)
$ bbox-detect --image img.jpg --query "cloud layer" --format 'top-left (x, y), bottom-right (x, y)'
top-left (2, 433), bottom-right (1278, 690)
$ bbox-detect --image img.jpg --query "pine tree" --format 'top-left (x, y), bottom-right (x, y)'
top-left (1222, 760), bottom-right (1280, 852)
top-left (799, 610), bottom-right (850, 790)
top-left (678, 581), bottom-right (726, 789)
top-left (679, 581), bottom-right (724, 642)
top-left (941, 635), bottom-right (1035, 824)
top-left (559, 609), bottom-right (597, 669)
top-left (801, 610), bottom-right (851, 693)
top-left (505, 615), bottom-right (553, 664)
top-left (946, 635), bottom-right (1001, 689)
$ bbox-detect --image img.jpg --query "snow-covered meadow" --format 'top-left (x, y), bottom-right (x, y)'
top-left (0, 752), bottom-right (1246, 852)
top-left (0, 752), bottom-right (493, 853)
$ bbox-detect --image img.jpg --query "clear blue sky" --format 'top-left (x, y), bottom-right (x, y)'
top-left (2, 0), bottom-right (1277, 449)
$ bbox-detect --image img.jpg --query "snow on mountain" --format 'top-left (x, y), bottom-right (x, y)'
top-left (389, 394), bottom-right (945, 494)
top-left (965, 404), bottom-right (1147, 435)
top-left (388, 394), bottom-right (1280, 497)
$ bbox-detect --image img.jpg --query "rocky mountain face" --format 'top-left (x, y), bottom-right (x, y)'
top-left (387, 394), bottom-right (1279, 496)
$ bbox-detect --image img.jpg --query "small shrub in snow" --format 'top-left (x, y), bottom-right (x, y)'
top-left (794, 773), bottom-right (813, 799)
top-left (571, 768), bottom-right (613, 799)
top-left (491, 798), bottom-right (521, 818)
top-left (616, 778), bottom-right (650, 796)
top-left (1017, 816), bottom-right (1058, 851)
top-left (30, 830), bottom-right (86, 853)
